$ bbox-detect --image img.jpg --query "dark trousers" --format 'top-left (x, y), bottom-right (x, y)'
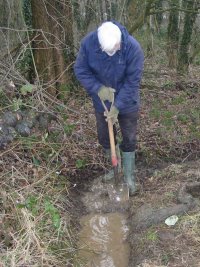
top-left (95, 111), bottom-right (138, 152)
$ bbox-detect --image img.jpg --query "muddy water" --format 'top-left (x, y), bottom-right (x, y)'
top-left (78, 178), bottom-right (130, 267)
top-left (78, 212), bottom-right (130, 267)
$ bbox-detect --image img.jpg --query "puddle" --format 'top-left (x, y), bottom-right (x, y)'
top-left (78, 212), bottom-right (130, 267)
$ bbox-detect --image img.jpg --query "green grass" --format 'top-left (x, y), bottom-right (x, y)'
top-left (150, 107), bottom-right (161, 120)
top-left (146, 229), bottom-right (158, 242)
top-left (177, 114), bottom-right (190, 124)
top-left (171, 95), bottom-right (186, 105)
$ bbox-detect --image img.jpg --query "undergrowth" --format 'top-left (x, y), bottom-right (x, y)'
top-left (0, 85), bottom-right (103, 266)
top-left (0, 39), bottom-right (200, 266)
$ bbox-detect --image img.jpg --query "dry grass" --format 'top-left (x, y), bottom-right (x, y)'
top-left (0, 86), bottom-right (105, 266)
top-left (0, 159), bottom-right (75, 266)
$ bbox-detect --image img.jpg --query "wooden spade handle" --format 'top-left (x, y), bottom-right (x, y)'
top-left (107, 117), bottom-right (118, 166)
top-left (101, 100), bottom-right (118, 167)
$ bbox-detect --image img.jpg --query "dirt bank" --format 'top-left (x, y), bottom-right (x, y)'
top-left (69, 157), bottom-right (200, 266)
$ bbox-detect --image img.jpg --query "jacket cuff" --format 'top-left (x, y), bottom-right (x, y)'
top-left (92, 83), bottom-right (103, 94)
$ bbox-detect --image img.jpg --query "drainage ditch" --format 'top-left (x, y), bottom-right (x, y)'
top-left (77, 178), bottom-right (130, 267)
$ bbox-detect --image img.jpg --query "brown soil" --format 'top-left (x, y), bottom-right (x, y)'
top-left (128, 161), bottom-right (200, 267)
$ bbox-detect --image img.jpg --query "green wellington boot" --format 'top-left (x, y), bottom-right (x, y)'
top-left (122, 151), bottom-right (137, 195)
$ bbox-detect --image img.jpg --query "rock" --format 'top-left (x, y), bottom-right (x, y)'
top-left (0, 136), bottom-right (12, 149)
top-left (6, 127), bottom-right (17, 142)
top-left (7, 126), bottom-right (16, 135)
top-left (23, 111), bottom-right (37, 128)
top-left (2, 112), bottom-right (18, 127)
top-left (0, 136), bottom-right (8, 149)
top-left (0, 124), bottom-right (8, 134)
top-left (0, 125), bottom-right (17, 149)
top-left (37, 113), bottom-right (57, 130)
top-left (15, 122), bottom-right (31, 137)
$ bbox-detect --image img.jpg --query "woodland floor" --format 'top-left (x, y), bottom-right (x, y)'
top-left (0, 58), bottom-right (200, 266)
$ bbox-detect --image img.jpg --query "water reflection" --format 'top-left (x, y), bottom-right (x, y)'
top-left (78, 212), bottom-right (129, 267)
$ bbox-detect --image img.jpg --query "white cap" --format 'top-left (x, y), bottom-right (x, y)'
top-left (97, 22), bottom-right (121, 56)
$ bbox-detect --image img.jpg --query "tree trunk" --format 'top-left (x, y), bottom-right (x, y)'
top-left (167, 0), bottom-right (179, 68)
top-left (177, 0), bottom-right (198, 74)
top-left (128, 0), bottom-right (157, 34)
top-left (31, 0), bottom-right (73, 95)
top-left (154, 0), bottom-right (163, 33)
top-left (146, 16), bottom-right (154, 57)
top-left (0, 0), bottom-right (27, 86)
top-left (0, 0), bottom-right (26, 58)
top-left (190, 43), bottom-right (200, 63)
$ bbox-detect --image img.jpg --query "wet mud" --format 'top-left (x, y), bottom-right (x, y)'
top-left (77, 177), bottom-right (130, 267)
top-left (75, 163), bottom-right (200, 267)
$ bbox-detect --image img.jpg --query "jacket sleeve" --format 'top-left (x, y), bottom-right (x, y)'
top-left (114, 41), bottom-right (144, 111)
top-left (74, 41), bottom-right (102, 96)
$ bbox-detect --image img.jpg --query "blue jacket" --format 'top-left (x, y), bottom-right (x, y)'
top-left (74, 21), bottom-right (144, 114)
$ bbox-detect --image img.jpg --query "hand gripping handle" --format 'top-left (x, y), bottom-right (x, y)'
top-left (101, 97), bottom-right (118, 167)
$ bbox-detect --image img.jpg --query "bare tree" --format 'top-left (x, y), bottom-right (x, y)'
top-left (0, 0), bottom-right (26, 56)
top-left (128, 0), bottom-right (158, 34)
top-left (177, 0), bottom-right (198, 74)
top-left (31, 0), bottom-right (73, 95)
top-left (155, 0), bottom-right (163, 32)
top-left (167, 0), bottom-right (179, 68)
